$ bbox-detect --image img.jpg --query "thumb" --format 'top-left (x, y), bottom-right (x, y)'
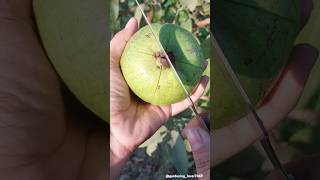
top-left (110, 17), bottom-right (138, 66)
top-left (186, 128), bottom-right (210, 178)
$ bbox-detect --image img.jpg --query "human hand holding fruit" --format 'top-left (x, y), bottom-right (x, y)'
top-left (110, 18), bottom-right (209, 179)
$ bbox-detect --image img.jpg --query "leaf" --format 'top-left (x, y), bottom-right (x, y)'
top-left (153, 8), bottom-right (165, 22)
top-left (200, 37), bottom-right (212, 60)
top-left (197, 27), bottom-right (209, 42)
top-left (110, 0), bottom-right (119, 33)
top-left (279, 119), bottom-right (307, 141)
top-left (139, 126), bottom-right (168, 156)
top-left (128, 0), bottom-right (136, 8)
top-left (145, 143), bottom-right (158, 156)
top-left (180, 18), bottom-right (192, 32)
top-left (168, 130), bottom-right (180, 148)
top-left (163, 0), bottom-right (176, 8)
top-left (202, 57), bottom-right (210, 98)
top-left (167, 131), bottom-right (189, 175)
top-left (290, 127), bottom-right (313, 144)
top-left (289, 124), bottom-right (320, 154)
top-left (199, 2), bottom-right (210, 16)
top-left (178, 10), bottom-right (189, 22)
top-left (180, 0), bottom-right (198, 11)
top-left (184, 139), bottom-right (192, 152)
top-left (164, 7), bottom-right (176, 22)
top-left (215, 146), bottom-right (265, 178)
top-left (316, 95), bottom-right (320, 111)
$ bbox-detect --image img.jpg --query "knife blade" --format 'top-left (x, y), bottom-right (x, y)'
top-left (134, 0), bottom-right (209, 131)
top-left (210, 31), bottom-right (294, 180)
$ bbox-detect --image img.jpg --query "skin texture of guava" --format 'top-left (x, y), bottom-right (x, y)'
top-left (212, 0), bottom-right (300, 129)
top-left (120, 24), bottom-right (205, 105)
top-left (33, 0), bottom-right (108, 122)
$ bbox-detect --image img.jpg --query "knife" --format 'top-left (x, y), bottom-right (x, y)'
top-left (134, 0), bottom-right (210, 131)
top-left (210, 31), bottom-right (294, 180)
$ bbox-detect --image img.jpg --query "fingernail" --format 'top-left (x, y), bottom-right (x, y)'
top-left (203, 60), bottom-right (208, 69)
top-left (203, 75), bottom-right (209, 84)
top-left (289, 44), bottom-right (318, 85)
top-left (125, 17), bottom-right (136, 29)
top-left (291, 44), bottom-right (318, 72)
top-left (299, 0), bottom-right (314, 29)
top-left (187, 128), bottom-right (210, 151)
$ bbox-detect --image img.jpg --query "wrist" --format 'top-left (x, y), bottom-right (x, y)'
top-left (110, 133), bottom-right (133, 161)
top-left (110, 133), bottom-right (133, 179)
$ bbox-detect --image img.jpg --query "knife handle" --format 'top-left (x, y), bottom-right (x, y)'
top-left (194, 113), bottom-right (210, 132)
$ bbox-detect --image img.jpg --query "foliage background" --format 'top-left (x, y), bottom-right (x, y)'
top-left (111, 0), bottom-right (210, 179)
top-left (111, 0), bottom-right (320, 179)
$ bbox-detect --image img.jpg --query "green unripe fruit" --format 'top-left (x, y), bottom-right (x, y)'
top-left (212, 0), bottom-right (300, 129)
top-left (33, 0), bottom-right (108, 122)
top-left (120, 24), bottom-right (206, 105)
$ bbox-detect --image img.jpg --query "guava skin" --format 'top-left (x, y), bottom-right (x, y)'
top-left (33, 0), bottom-right (108, 122)
top-left (212, 0), bottom-right (300, 129)
top-left (120, 24), bottom-right (205, 105)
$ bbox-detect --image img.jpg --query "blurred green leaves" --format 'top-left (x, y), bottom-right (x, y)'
top-left (139, 126), bottom-right (168, 156)
top-left (113, 0), bottom-right (210, 43)
top-left (110, 0), bottom-right (119, 34)
top-left (214, 146), bottom-right (266, 180)
top-left (180, 0), bottom-right (198, 11)
top-left (167, 131), bottom-right (189, 175)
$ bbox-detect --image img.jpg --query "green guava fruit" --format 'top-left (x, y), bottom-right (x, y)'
top-left (33, 0), bottom-right (108, 122)
top-left (212, 0), bottom-right (300, 129)
top-left (120, 24), bottom-right (205, 105)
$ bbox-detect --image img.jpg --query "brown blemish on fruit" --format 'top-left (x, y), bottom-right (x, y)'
top-left (145, 33), bottom-right (152, 38)
top-left (154, 51), bottom-right (175, 69)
